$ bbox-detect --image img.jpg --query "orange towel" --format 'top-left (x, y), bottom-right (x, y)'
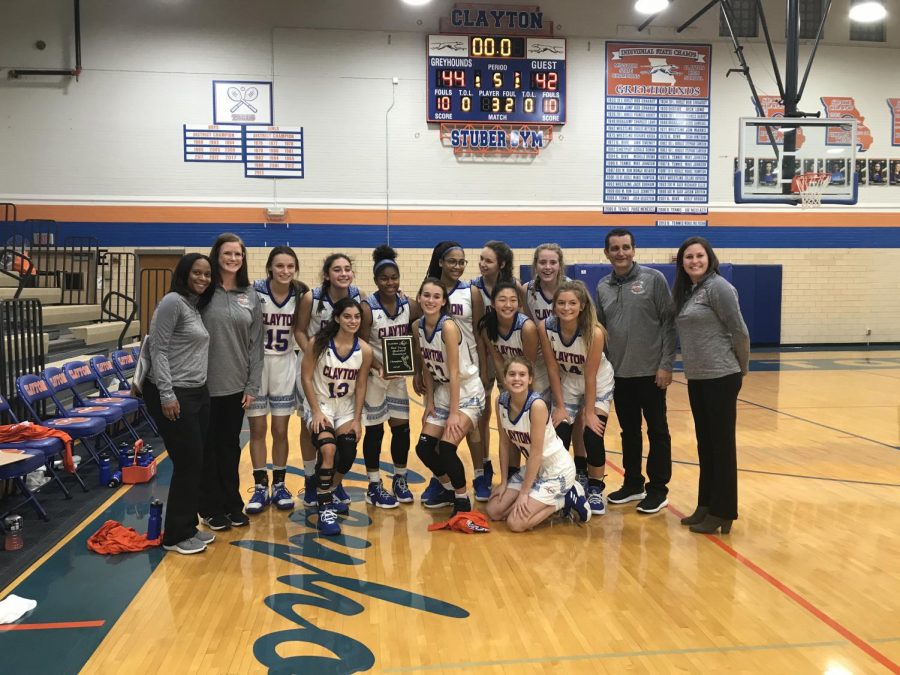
top-left (427, 510), bottom-right (491, 534)
top-left (0, 422), bottom-right (75, 473)
top-left (87, 520), bottom-right (161, 554)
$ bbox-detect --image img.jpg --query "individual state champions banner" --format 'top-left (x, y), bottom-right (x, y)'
top-left (603, 42), bottom-right (711, 211)
top-left (889, 98), bottom-right (900, 146)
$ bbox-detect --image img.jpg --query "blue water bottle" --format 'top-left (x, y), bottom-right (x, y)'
top-left (147, 499), bottom-right (163, 541)
top-left (107, 470), bottom-right (122, 488)
top-left (98, 453), bottom-right (112, 486)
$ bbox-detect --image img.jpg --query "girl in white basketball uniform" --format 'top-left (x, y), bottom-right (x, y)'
top-left (294, 253), bottom-right (361, 508)
top-left (538, 280), bottom-right (615, 516)
top-left (246, 247), bottom-right (309, 514)
top-left (300, 297), bottom-right (373, 536)
top-left (415, 277), bottom-right (486, 516)
top-left (486, 356), bottom-right (591, 530)
top-left (360, 245), bottom-right (421, 508)
top-left (420, 242), bottom-right (490, 502)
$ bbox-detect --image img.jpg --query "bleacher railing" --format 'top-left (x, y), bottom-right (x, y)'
top-left (139, 268), bottom-right (173, 340)
top-left (0, 299), bottom-right (45, 419)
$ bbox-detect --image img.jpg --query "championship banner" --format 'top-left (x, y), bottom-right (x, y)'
top-left (755, 95), bottom-right (805, 148)
top-left (603, 42), bottom-right (711, 212)
top-left (820, 97), bottom-right (873, 151)
top-left (888, 98), bottom-right (900, 146)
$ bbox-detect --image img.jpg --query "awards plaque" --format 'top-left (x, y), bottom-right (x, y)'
top-left (381, 335), bottom-right (415, 376)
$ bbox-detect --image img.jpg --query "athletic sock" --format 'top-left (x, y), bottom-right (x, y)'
top-left (441, 481), bottom-right (453, 491)
top-left (367, 471), bottom-right (380, 483)
top-left (303, 460), bottom-right (316, 478)
top-left (394, 466), bottom-right (407, 475)
top-left (474, 469), bottom-right (485, 478)
top-left (252, 469), bottom-right (268, 486)
top-left (272, 466), bottom-right (286, 485)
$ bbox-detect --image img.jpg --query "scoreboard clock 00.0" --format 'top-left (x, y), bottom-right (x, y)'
top-left (427, 34), bottom-right (566, 125)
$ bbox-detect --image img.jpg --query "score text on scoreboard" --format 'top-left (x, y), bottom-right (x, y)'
top-left (426, 34), bottom-right (566, 125)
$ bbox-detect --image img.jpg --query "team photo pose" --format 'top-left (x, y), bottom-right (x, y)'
top-left (294, 253), bottom-right (361, 509)
top-left (538, 280), bottom-right (615, 515)
top-left (673, 237), bottom-right (749, 535)
top-left (245, 246), bottom-right (309, 515)
top-left (415, 278), bottom-right (486, 515)
top-left (471, 240), bottom-right (515, 498)
top-left (360, 245), bottom-right (421, 508)
top-left (595, 229), bottom-right (676, 515)
top-left (420, 242), bottom-right (490, 502)
top-left (300, 297), bottom-right (373, 536)
top-left (199, 233), bottom-right (264, 531)
top-left (486, 357), bottom-right (591, 531)
top-left (143, 253), bottom-right (215, 554)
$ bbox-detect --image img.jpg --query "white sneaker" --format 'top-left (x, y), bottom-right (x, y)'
top-left (163, 537), bottom-right (207, 555)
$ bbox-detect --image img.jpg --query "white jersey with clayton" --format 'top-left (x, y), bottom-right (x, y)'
top-left (499, 390), bottom-right (576, 507)
top-left (471, 275), bottom-right (493, 312)
top-left (525, 279), bottom-right (561, 322)
top-left (447, 280), bottom-right (477, 361)
top-left (544, 316), bottom-right (615, 415)
top-left (363, 292), bottom-right (411, 424)
top-left (308, 285), bottom-right (361, 338)
top-left (254, 279), bottom-right (298, 355)
top-left (492, 312), bottom-right (549, 394)
top-left (364, 292), bottom-right (411, 366)
top-left (418, 315), bottom-right (485, 426)
top-left (313, 338), bottom-right (363, 404)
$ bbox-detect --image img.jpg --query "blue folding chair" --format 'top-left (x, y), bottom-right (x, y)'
top-left (2, 391), bottom-right (92, 494)
top-left (0, 446), bottom-right (50, 521)
top-left (63, 361), bottom-right (141, 417)
top-left (92, 354), bottom-right (158, 435)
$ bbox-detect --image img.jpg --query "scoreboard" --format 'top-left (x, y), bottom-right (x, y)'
top-left (426, 34), bottom-right (566, 125)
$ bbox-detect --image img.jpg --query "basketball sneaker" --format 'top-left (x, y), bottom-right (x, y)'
top-left (391, 474), bottom-right (414, 503)
top-left (607, 484), bottom-right (647, 505)
top-left (575, 472), bottom-right (589, 495)
top-left (420, 476), bottom-right (442, 503)
top-left (332, 499), bottom-right (350, 515)
top-left (245, 484), bottom-right (270, 514)
top-left (635, 492), bottom-right (669, 514)
top-left (423, 488), bottom-right (455, 509)
top-left (271, 482), bottom-right (295, 511)
top-left (563, 483), bottom-right (592, 523)
top-left (451, 495), bottom-right (472, 516)
top-left (587, 486), bottom-right (606, 515)
top-left (303, 476), bottom-right (317, 508)
top-left (472, 474), bottom-right (491, 502)
top-left (333, 484), bottom-right (352, 505)
top-left (366, 481), bottom-right (399, 509)
top-left (317, 505), bottom-right (341, 536)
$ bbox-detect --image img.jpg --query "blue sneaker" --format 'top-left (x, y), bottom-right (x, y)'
top-left (245, 484), bottom-right (270, 514)
top-left (563, 483), bottom-right (592, 523)
top-left (366, 481), bottom-right (399, 509)
top-left (303, 476), bottom-right (317, 508)
top-left (423, 488), bottom-right (455, 509)
top-left (392, 474), bottom-right (414, 503)
top-left (271, 482), bottom-right (294, 511)
top-left (473, 474), bottom-right (491, 502)
top-left (332, 499), bottom-right (350, 515)
top-left (333, 484), bottom-right (352, 504)
top-left (588, 486), bottom-right (606, 515)
top-left (420, 477), bottom-right (442, 503)
top-left (317, 505), bottom-right (341, 536)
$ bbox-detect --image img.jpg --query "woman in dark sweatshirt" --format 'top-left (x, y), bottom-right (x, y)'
top-left (673, 237), bottom-right (749, 535)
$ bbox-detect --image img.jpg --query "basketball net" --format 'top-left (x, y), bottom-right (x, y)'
top-left (791, 172), bottom-right (830, 209)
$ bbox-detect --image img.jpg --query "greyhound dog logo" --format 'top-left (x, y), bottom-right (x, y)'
top-left (529, 43), bottom-right (563, 55)
top-left (647, 59), bottom-right (679, 83)
top-left (228, 86), bottom-right (259, 113)
top-left (432, 40), bottom-right (466, 52)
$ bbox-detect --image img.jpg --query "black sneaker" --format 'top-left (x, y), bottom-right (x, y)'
top-left (200, 515), bottom-right (231, 531)
top-left (635, 492), bottom-right (669, 514)
top-left (451, 496), bottom-right (472, 516)
top-left (227, 511), bottom-right (250, 527)
top-left (607, 485), bottom-right (647, 504)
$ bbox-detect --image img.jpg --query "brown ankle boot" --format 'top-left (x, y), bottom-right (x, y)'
top-left (680, 506), bottom-right (709, 526)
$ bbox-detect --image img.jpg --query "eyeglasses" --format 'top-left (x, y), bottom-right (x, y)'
top-left (444, 258), bottom-right (467, 268)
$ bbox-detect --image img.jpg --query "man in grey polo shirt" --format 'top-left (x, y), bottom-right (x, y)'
top-left (595, 228), bottom-right (675, 514)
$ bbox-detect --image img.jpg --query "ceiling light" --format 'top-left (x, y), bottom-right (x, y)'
top-left (635, 0), bottom-right (670, 14)
top-left (401, 0), bottom-right (432, 6)
top-left (849, 1), bottom-right (886, 22)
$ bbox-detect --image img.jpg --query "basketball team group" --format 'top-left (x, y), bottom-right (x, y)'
top-left (142, 230), bottom-right (750, 554)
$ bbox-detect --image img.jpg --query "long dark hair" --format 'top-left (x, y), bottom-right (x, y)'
top-left (417, 277), bottom-right (450, 317)
top-left (316, 253), bottom-right (353, 315)
top-left (478, 280), bottom-right (520, 342)
top-left (313, 296), bottom-right (361, 359)
top-left (266, 245), bottom-right (309, 326)
top-left (209, 233), bottom-right (250, 288)
top-left (426, 241), bottom-right (464, 280)
top-left (483, 240), bottom-right (515, 284)
top-left (672, 237), bottom-right (720, 313)
top-left (170, 253), bottom-right (214, 309)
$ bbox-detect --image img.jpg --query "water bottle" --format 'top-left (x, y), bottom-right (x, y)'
top-left (4, 515), bottom-right (24, 551)
top-left (147, 499), bottom-right (163, 540)
top-left (108, 470), bottom-right (122, 488)
top-left (98, 453), bottom-right (112, 486)
top-left (118, 442), bottom-right (131, 468)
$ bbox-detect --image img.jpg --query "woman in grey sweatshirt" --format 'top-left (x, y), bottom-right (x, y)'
top-left (143, 253), bottom-right (215, 554)
top-left (198, 233), bottom-right (264, 531)
top-left (673, 237), bottom-right (749, 535)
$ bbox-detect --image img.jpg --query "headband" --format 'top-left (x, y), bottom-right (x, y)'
top-left (373, 258), bottom-right (399, 274)
top-left (442, 246), bottom-right (464, 257)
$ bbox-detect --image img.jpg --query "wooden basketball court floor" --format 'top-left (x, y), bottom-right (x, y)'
top-left (1, 349), bottom-right (898, 674)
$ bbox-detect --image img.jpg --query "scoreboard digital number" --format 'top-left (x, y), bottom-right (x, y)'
top-left (427, 34), bottom-right (566, 125)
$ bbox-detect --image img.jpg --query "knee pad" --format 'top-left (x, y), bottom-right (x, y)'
top-left (584, 423), bottom-right (607, 468)
top-left (438, 440), bottom-right (466, 489)
top-left (555, 421), bottom-right (573, 450)
top-left (363, 424), bottom-right (385, 469)
top-left (312, 427), bottom-right (336, 450)
top-left (390, 423), bottom-right (410, 464)
top-left (317, 466), bottom-right (335, 492)
top-left (335, 433), bottom-right (358, 475)
top-left (415, 434), bottom-right (442, 475)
